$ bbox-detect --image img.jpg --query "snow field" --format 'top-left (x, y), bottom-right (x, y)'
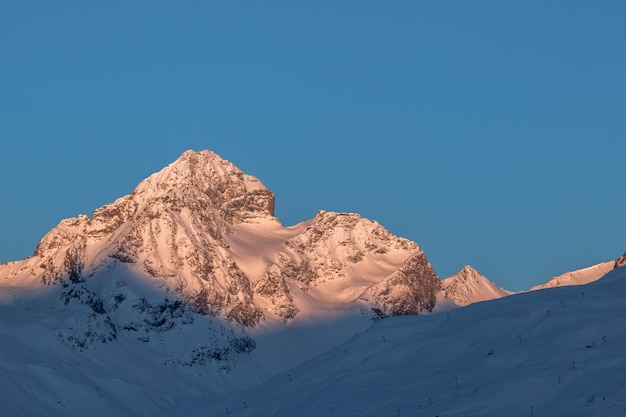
top-left (161, 267), bottom-right (626, 417)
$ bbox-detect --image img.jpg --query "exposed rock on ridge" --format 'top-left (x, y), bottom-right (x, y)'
top-left (361, 252), bottom-right (441, 315)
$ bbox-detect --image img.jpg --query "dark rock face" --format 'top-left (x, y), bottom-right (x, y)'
top-left (180, 336), bottom-right (256, 370)
top-left (361, 252), bottom-right (441, 315)
top-left (253, 265), bottom-right (299, 323)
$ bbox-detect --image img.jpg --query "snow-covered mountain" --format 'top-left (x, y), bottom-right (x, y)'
top-left (0, 149), bottom-right (441, 416)
top-left (0, 148), bottom-right (622, 416)
top-left (441, 265), bottom-right (512, 306)
top-left (1, 150), bottom-right (439, 325)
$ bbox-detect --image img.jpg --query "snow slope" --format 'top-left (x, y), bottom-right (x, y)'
top-left (0, 249), bottom-right (381, 416)
top-left (440, 260), bottom-right (618, 308)
top-left (530, 261), bottom-right (615, 291)
top-left (161, 266), bottom-right (626, 417)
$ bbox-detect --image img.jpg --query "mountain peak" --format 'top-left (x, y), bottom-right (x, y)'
top-left (131, 150), bottom-right (275, 221)
top-left (459, 265), bottom-right (480, 277)
top-left (442, 265), bottom-right (511, 307)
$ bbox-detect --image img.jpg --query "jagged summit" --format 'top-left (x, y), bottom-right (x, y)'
top-left (459, 265), bottom-right (479, 276)
top-left (450, 265), bottom-right (484, 284)
top-left (35, 149), bottom-right (276, 257)
top-left (131, 150), bottom-right (275, 222)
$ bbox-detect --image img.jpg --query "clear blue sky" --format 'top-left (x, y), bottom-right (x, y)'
top-left (1, 2), bottom-right (624, 291)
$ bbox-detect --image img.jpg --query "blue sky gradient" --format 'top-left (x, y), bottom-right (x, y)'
top-left (1, 1), bottom-right (624, 290)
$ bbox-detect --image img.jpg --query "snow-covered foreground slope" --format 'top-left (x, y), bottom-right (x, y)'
top-left (161, 266), bottom-right (626, 417)
top-left (0, 262), bottom-right (376, 417)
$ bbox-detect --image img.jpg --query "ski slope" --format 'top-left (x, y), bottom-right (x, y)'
top-left (161, 266), bottom-right (626, 417)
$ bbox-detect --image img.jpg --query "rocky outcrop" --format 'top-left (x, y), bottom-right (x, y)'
top-left (253, 265), bottom-right (299, 323)
top-left (360, 252), bottom-right (440, 315)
